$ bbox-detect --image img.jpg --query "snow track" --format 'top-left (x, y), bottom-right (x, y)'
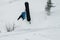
top-left (0, 26), bottom-right (60, 38)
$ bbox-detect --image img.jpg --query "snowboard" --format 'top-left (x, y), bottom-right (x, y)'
top-left (25, 2), bottom-right (31, 24)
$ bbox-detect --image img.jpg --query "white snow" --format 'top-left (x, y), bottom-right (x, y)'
top-left (0, 0), bottom-right (60, 40)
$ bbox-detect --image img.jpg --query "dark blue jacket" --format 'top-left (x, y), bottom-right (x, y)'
top-left (17, 12), bottom-right (26, 20)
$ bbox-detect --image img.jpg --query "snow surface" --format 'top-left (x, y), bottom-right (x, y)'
top-left (0, 0), bottom-right (60, 40)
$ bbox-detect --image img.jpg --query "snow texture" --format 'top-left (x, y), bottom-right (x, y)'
top-left (0, 0), bottom-right (60, 40)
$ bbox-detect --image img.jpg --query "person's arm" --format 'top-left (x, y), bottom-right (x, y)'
top-left (17, 15), bottom-right (22, 20)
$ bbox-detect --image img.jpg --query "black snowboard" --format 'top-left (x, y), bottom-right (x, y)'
top-left (25, 2), bottom-right (31, 23)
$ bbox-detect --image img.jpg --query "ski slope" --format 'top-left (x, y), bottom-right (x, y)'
top-left (0, 0), bottom-right (60, 40)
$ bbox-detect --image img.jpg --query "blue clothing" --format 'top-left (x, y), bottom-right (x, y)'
top-left (21, 12), bottom-right (26, 20)
top-left (17, 11), bottom-right (26, 20)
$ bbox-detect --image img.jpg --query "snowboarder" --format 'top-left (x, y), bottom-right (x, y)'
top-left (17, 2), bottom-right (31, 24)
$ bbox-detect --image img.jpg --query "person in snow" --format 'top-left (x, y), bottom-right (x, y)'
top-left (17, 2), bottom-right (31, 24)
